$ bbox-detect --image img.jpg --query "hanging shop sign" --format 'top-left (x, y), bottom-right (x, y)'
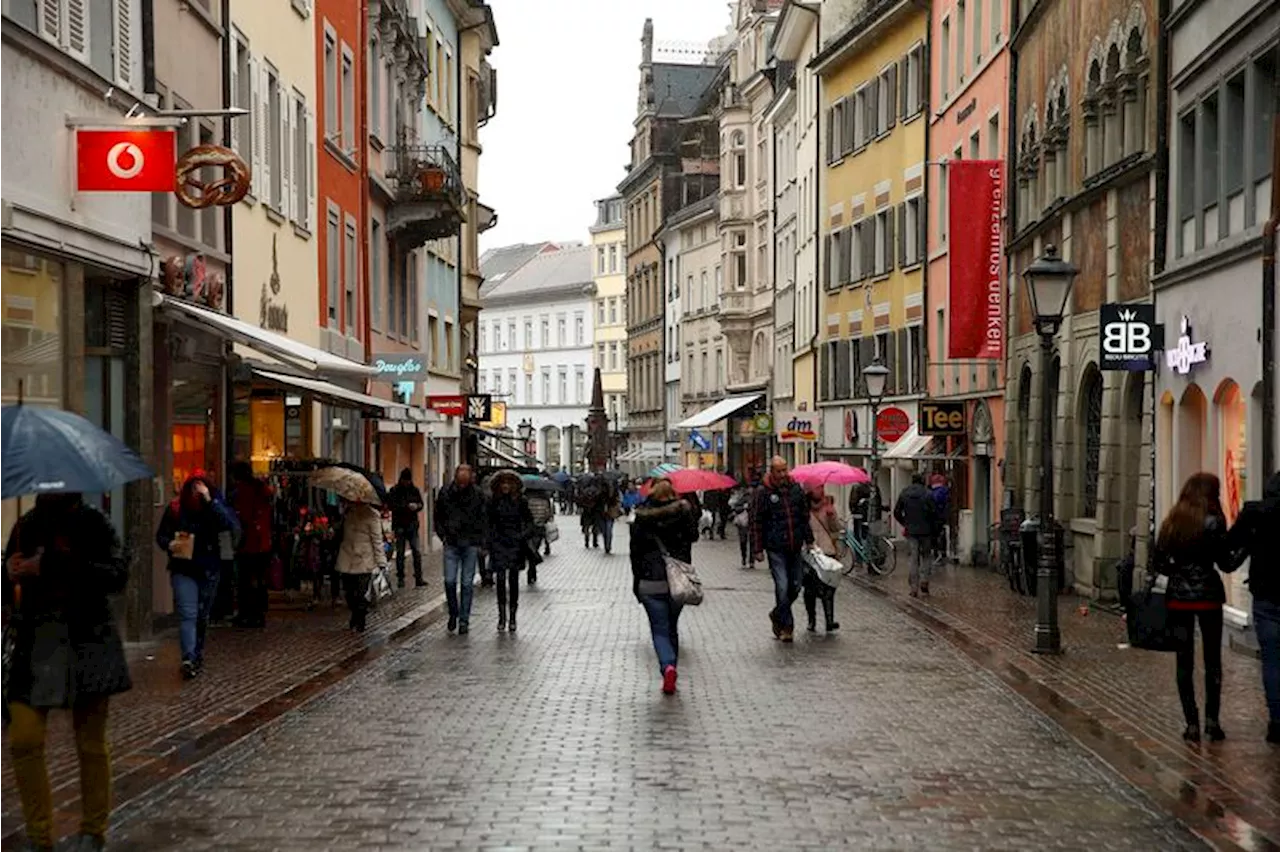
top-left (174, 145), bottom-right (251, 208)
top-left (371, 353), bottom-right (429, 382)
top-left (77, 129), bottom-right (177, 192)
top-left (160, 252), bottom-right (225, 311)
top-left (427, 395), bottom-right (465, 417)
top-left (775, 409), bottom-right (817, 443)
top-left (752, 413), bottom-right (774, 435)
top-left (844, 410), bottom-right (859, 446)
top-left (876, 407), bottom-right (910, 443)
top-left (1100, 303), bottom-right (1159, 371)
top-left (480, 401), bottom-right (507, 430)
top-left (947, 160), bottom-right (1004, 360)
top-left (1165, 315), bottom-right (1209, 375)
top-left (689, 430), bottom-right (711, 450)
top-left (464, 394), bottom-right (493, 423)
top-left (258, 234), bottom-right (289, 332)
top-left (919, 401), bottom-right (966, 436)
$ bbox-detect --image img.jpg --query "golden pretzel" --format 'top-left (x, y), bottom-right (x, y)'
top-left (175, 144), bottom-right (251, 209)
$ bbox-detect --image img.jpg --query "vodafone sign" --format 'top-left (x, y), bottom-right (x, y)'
top-left (76, 130), bottom-right (177, 192)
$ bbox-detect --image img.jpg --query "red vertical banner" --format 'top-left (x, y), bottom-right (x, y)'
top-left (947, 160), bottom-right (1004, 360)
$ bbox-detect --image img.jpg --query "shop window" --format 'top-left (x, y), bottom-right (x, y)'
top-left (1216, 380), bottom-right (1247, 525)
top-left (1078, 366), bottom-right (1103, 518)
top-left (250, 397), bottom-right (286, 474)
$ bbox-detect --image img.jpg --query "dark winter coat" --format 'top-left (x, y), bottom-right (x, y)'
top-left (434, 482), bottom-right (487, 547)
top-left (486, 491), bottom-right (534, 572)
top-left (894, 483), bottom-right (938, 538)
top-left (3, 501), bottom-right (132, 708)
top-left (1154, 515), bottom-right (1244, 606)
top-left (388, 481), bottom-right (424, 532)
top-left (751, 478), bottom-right (814, 555)
top-left (1229, 472), bottom-right (1280, 605)
top-left (630, 497), bottom-right (700, 598)
top-left (230, 478), bottom-right (273, 555)
top-left (156, 488), bottom-right (240, 579)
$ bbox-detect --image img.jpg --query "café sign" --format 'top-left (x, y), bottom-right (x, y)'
top-left (371, 353), bottom-right (428, 382)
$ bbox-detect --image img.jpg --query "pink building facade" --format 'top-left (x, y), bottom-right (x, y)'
top-left (925, 0), bottom-right (1010, 563)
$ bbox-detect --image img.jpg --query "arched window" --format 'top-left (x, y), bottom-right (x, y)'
top-left (1018, 363), bottom-right (1033, 499)
top-left (1104, 44), bottom-right (1123, 166)
top-left (1079, 365), bottom-right (1104, 517)
top-left (1084, 58), bottom-right (1103, 175)
top-left (1121, 26), bottom-right (1148, 155)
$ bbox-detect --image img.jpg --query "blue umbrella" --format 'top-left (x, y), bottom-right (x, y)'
top-left (550, 470), bottom-right (572, 483)
top-left (1, 405), bottom-right (154, 499)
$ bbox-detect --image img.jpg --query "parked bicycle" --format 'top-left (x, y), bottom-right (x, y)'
top-left (834, 516), bottom-right (897, 577)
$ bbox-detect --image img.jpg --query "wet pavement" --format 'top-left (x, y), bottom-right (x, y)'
top-left (97, 520), bottom-right (1206, 851)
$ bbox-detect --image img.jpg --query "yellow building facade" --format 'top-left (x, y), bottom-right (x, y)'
top-left (813, 3), bottom-right (928, 501)
top-left (590, 196), bottom-right (628, 432)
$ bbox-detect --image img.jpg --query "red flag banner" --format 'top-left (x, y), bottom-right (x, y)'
top-left (76, 129), bottom-right (177, 192)
top-left (947, 160), bottom-right (1004, 360)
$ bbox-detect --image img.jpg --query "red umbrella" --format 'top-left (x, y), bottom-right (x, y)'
top-left (642, 468), bottom-right (737, 495)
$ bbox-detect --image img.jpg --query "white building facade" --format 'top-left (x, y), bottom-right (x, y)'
top-left (477, 246), bottom-right (596, 471)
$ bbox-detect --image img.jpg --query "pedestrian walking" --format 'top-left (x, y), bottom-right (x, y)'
top-left (229, 461), bottom-right (272, 628)
top-left (334, 499), bottom-right (386, 633)
top-left (486, 471), bottom-right (534, 632)
top-left (894, 474), bottom-right (939, 597)
top-left (527, 487), bottom-right (555, 560)
top-left (1229, 470), bottom-right (1280, 744)
top-left (729, 485), bottom-right (753, 569)
top-left (156, 471), bottom-right (240, 680)
top-left (929, 474), bottom-right (951, 565)
top-left (579, 475), bottom-right (605, 549)
top-left (803, 489), bottom-right (842, 633)
top-left (704, 486), bottom-right (730, 540)
top-left (4, 494), bottom-right (132, 852)
top-left (598, 478), bottom-right (621, 555)
top-left (630, 478), bottom-right (700, 694)
top-left (1154, 472), bottom-right (1246, 743)
top-left (434, 464), bottom-right (486, 634)
top-left (751, 456), bottom-right (813, 643)
top-left (387, 468), bottom-right (427, 588)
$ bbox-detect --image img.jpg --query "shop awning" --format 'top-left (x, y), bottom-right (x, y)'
top-left (675, 394), bottom-right (762, 429)
top-left (251, 368), bottom-right (410, 418)
top-left (882, 424), bottom-right (933, 461)
top-left (157, 295), bottom-right (376, 377)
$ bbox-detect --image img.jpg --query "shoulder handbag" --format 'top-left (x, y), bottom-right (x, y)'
top-left (657, 539), bottom-right (704, 606)
top-left (802, 548), bottom-right (843, 590)
top-left (1126, 572), bottom-right (1189, 652)
top-left (543, 518), bottom-right (560, 544)
top-left (366, 566), bottom-right (394, 605)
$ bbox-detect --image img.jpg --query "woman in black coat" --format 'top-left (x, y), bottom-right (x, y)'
top-left (630, 478), bottom-right (700, 695)
top-left (486, 471), bottom-right (534, 632)
top-left (4, 493), bottom-right (131, 852)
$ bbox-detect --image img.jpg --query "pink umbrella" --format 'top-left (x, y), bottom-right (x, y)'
top-left (641, 468), bottom-right (737, 495)
top-left (790, 461), bottom-right (871, 488)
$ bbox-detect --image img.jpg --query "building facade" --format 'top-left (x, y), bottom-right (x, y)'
top-left (1155, 2), bottom-right (1276, 625)
top-left (814, 0), bottom-right (929, 505)
top-left (767, 56), bottom-right (800, 463)
top-left (1004, 0), bottom-right (1158, 598)
top-left (926, 0), bottom-right (1012, 561)
top-left (590, 196), bottom-right (628, 443)
top-left (477, 246), bottom-right (596, 471)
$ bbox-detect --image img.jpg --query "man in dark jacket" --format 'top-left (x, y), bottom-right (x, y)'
top-left (751, 456), bottom-right (814, 642)
top-left (895, 474), bottom-right (939, 597)
top-left (1230, 470), bottom-right (1280, 743)
top-left (434, 464), bottom-right (486, 634)
top-left (229, 461), bottom-right (273, 628)
top-left (388, 467), bottom-right (426, 588)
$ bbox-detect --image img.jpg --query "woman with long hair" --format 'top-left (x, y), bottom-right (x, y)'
top-left (1154, 472), bottom-right (1246, 742)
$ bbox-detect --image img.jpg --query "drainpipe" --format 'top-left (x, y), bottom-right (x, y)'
top-left (809, 8), bottom-right (822, 412)
top-left (1148, 0), bottom-right (1171, 565)
top-left (1006, 2), bottom-right (1021, 509)
top-left (1262, 115), bottom-right (1279, 480)
top-left (919, 1), bottom-right (931, 422)
top-left (219, 0), bottom-right (236, 478)
top-left (360, 0), bottom-right (372, 468)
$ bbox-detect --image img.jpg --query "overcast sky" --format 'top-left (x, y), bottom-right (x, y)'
top-left (478, 0), bottom-right (731, 250)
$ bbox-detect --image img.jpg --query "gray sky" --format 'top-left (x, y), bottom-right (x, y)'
top-left (479, 0), bottom-right (730, 250)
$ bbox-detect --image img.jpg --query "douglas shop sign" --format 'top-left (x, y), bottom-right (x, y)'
top-left (372, 354), bottom-right (428, 382)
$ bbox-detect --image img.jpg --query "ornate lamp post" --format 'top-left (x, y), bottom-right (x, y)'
top-left (862, 360), bottom-right (890, 526)
top-left (517, 418), bottom-right (535, 460)
top-left (1023, 243), bottom-right (1077, 655)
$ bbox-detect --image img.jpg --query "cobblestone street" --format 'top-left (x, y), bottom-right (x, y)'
top-left (106, 519), bottom-right (1205, 851)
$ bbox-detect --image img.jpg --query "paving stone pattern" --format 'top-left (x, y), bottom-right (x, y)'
top-left (105, 523), bottom-right (1204, 851)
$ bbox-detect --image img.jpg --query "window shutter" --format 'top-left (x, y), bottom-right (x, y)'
top-left (886, 66), bottom-right (897, 130)
top-left (857, 338), bottom-right (875, 395)
top-left (869, 77), bottom-right (880, 137)
top-left (842, 97), bottom-right (855, 155)
top-left (249, 56), bottom-right (262, 199)
top-left (886, 210), bottom-right (896, 272)
top-left (897, 203), bottom-right (908, 267)
top-left (66, 0), bottom-right (88, 62)
top-left (898, 328), bottom-right (912, 393)
top-left (862, 222), bottom-right (875, 279)
top-left (825, 108), bottom-right (834, 163)
top-left (842, 227), bottom-right (854, 283)
top-left (822, 233), bottom-right (832, 289)
top-left (282, 90), bottom-right (294, 222)
top-left (916, 48), bottom-right (927, 115)
top-left (306, 108), bottom-right (317, 228)
top-left (899, 58), bottom-right (909, 120)
top-left (113, 0), bottom-right (131, 87)
top-left (884, 331), bottom-right (897, 395)
top-left (229, 41), bottom-right (240, 153)
top-left (38, 0), bottom-right (61, 45)
top-left (819, 343), bottom-right (831, 401)
top-left (917, 200), bottom-right (928, 262)
top-left (259, 65), bottom-right (272, 207)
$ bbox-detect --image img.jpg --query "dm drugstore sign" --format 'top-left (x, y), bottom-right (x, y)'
top-left (775, 410), bottom-right (817, 443)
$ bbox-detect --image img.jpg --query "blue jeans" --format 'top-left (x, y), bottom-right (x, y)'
top-left (767, 550), bottom-right (804, 630)
top-left (171, 569), bottom-right (219, 664)
top-left (640, 594), bottom-right (682, 672)
top-left (1254, 599), bottom-right (1280, 723)
top-left (596, 517), bottom-right (615, 553)
top-left (443, 544), bottom-right (479, 625)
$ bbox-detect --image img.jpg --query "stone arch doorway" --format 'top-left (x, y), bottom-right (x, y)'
top-left (541, 425), bottom-right (562, 469)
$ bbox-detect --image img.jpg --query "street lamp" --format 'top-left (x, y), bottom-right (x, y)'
top-left (1023, 243), bottom-right (1077, 655)
top-left (863, 360), bottom-right (890, 526)
top-left (517, 418), bottom-right (534, 459)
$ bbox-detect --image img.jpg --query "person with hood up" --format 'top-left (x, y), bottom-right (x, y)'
top-left (486, 471), bottom-right (535, 632)
top-left (434, 464), bottom-right (487, 634)
top-left (335, 498), bottom-right (387, 633)
top-left (894, 473), bottom-right (940, 597)
top-left (1229, 470), bottom-right (1280, 744)
top-left (156, 471), bottom-right (240, 680)
top-left (1154, 472), bottom-right (1246, 743)
top-left (229, 461), bottom-right (273, 628)
top-left (387, 467), bottom-right (426, 589)
top-left (751, 456), bottom-right (814, 643)
top-left (630, 478), bottom-right (700, 694)
top-left (5, 494), bottom-right (131, 852)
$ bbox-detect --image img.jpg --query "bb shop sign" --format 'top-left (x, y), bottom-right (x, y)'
top-left (1099, 304), bottom-right (1159, 371)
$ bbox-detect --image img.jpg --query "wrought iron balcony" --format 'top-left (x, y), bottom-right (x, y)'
top-left (384, 144), bottom-right (466, 248)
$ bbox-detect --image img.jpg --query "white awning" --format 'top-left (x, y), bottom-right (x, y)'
top-left (675, 394), bottom-right (762, 429)
top-left (882, 423), bottom-right (933, 461)
top-left (157, 295), bottom-right (376, 376)
top-left (251, 369), bottom-right (409, 418)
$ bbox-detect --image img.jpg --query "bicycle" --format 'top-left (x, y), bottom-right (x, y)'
top-left (836, 519), bottom-right (897, 577)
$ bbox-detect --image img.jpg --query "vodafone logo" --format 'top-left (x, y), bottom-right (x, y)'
top-left (107, 142), bottom-right (145, 179)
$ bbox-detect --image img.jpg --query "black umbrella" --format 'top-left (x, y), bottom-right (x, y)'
top-left (1, 405), bottom-right (154, 499)
top-left (519, 475), bottom-right (561, 493)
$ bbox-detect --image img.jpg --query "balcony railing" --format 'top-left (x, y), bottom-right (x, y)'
top-left (384, 144), bottom-right (466, 247)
